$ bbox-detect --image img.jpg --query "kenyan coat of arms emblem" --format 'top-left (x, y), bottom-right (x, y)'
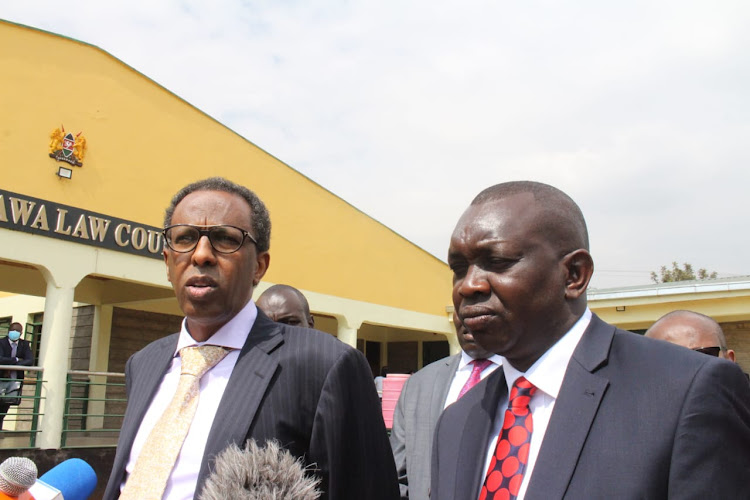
top-left (49, 125), bottom-right (87, 167)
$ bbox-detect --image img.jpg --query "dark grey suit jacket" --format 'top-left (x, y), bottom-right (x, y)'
top-left (104, 311), bottom-right (399, 500)
top-left (0, 338), bottom-right (34, 379)
top-left (431, 314), bottom-right (750, 500)
top-left (390, 354), bottom-right (460, 500)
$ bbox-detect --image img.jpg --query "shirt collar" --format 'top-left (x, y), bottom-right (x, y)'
top-left (500, 308), bottom-right (592, 398)
top-left (458, 349), bottom-right (504, 371)
top-left (175, 299), bottom-right (258, 355)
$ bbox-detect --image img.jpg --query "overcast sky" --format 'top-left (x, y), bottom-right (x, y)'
top-left (4, 1), bottom-right (750, 288)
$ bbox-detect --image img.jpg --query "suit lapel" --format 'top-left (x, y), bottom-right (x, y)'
top-left (431, 355), bottom-right (460, 423)
top-left (125, 337), bottom-right (176, 438)
top-left (197, 313), bottom-right (283, 486)
top-left (111, 335), bottom-right (177, 489)
top-left (459, 368), bottom-right (507, 499)
top-left (524, 315), bottom-right (613, 500)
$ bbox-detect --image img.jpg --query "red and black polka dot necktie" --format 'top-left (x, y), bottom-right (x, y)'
top-left (479, 376), bottom-right (537, 500)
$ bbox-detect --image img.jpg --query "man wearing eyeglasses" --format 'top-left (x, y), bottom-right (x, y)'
top-left (104, 177), bottom-right (398, 500)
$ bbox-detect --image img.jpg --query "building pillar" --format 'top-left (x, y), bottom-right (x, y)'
top-left (86, 305), bottom-right (113, 430)
top-left (335, 315), bottom-right (362, 349)
top-left (37, 280), bottom-right (76, 448)
top-left (337, 324), bottom-right (358, 348)
top-left (35, 261), bottom-right (87, 450)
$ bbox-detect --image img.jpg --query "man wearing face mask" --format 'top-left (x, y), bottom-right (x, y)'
top-left (0, 322), bottom-right (34, 430)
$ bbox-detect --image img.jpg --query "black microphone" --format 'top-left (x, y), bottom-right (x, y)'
top-left (198, 440), bottom-right (321, 500)
top-left (0, 457), bottom-right (37, 498)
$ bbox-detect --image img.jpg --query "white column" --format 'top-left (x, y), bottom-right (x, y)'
top-left (335, 315), bottom-right (362, 348)
top-left (37, 279), bottom-right (76, 449)
top-left (337, 324), bottom-right (358, 348)
top-left (86, 305), bottom-right (113, 430)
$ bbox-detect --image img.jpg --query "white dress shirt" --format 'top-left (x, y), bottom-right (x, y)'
top-left (481, 308), bottom-right (592, 500)
top-left (444, 351), bottom-right (503, 409)
top-left (122, 300), bottom-right (258, 500)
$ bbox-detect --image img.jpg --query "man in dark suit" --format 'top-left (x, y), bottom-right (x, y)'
top-left (104, 177), bottom-right (398, 500)
top-left (390, 313), bottom-right (501, 500)
top-left (0, 322), bottom-right (34, 430)
top-left (432, 181), bottom-right (750, 500)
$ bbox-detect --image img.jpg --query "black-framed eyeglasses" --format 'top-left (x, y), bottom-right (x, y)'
top-left (163, 224), bottom-right (257, 254)
top-left (692, 346), bottom-right (721, 357)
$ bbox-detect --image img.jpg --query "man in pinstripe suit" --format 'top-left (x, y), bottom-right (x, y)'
top-left (104, 177), bottom-right (398, 500)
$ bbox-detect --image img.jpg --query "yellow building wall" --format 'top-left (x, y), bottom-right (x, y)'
top-left (0, 21), bottom-right (452, 316)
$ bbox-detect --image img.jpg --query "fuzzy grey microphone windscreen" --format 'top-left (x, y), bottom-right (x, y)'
top-left (199, 440), bottom-right (321, 500)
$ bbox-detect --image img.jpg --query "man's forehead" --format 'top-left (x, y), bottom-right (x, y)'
top-left (173, 190), bottom-right (251, 222)
top-left (262, 292), bottom-right (287, 306)
top-left (450, 195), bottom-right (543, 249)
top-left (263, 290), bottom-right (303, 307)
top-left (457, 194), bottom-right (538, 228)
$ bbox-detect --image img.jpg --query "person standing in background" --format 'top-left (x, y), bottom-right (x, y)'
top-left (0, 322), bottom-right (33, 430)
top-left (256, 284), bottom-right (315, 328)
top-left (390, 313), bottom-right (501, 499)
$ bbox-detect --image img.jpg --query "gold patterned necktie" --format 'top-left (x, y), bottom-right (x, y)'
top-left (120, 345), bottom-right (230, 500)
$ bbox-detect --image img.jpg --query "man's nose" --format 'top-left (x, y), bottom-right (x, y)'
top-left (458, 265), bottom-right (490, 297)
top-left (191, 235), bottom-right (217, 266)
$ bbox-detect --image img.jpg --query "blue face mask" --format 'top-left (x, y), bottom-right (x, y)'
top-left (8, 331), bottom-right (21, 342)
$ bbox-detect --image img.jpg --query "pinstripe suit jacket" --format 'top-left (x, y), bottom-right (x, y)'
top-left (390, 354), bottom-right (460, 500)
top-left (104, 311), bottom-right (399, 500)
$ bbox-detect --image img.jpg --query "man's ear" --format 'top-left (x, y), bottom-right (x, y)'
top-left (163, 249), bottom-right (172, 283)
top-left (563, 249), bottom-right (594, 300)
top-left (253, 252), bottom-right (271, 286)
top-left (725, 349), bottom-right (736, 363)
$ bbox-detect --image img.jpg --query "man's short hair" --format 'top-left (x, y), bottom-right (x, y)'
top-left (650, 310), bottom-right (729, 350)
top-left (163, 177), bottom-right (271, 253)
top-left (261, 284), bottom-right (312, 317)
top-left (471, 181), bottom-right (590, 251)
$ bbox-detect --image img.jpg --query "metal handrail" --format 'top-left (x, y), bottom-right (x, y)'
top-left (62, 370), bottom-right (127, 448)
top-left (0, 367), bottom-right (129, 449)
top-left (68, 370), bottom-right (125, 378)
top-left (0, 365), bottom-right (43, 372)
top-left (0, 366), bottom-right (44, 448)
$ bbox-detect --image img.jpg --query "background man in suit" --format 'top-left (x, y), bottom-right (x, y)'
top-left (104, 177), bottom-right (398, 500)
top-left (645, 310), bottom-right (736, 361)
top-left (0, 322), bottom-right (33, 430)
top-left (390, 313), bottom-right (501, 499)
top-left (256, 284), bottom-right (315, 328)
top-left (432, 181), bottom-right (750, 500)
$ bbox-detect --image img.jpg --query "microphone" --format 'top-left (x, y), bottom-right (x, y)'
top-left (198, 440), bottom-right (321, 500)
top-left (27, 459), bottom-right (97, 500)
top-left (0, 457), bottom-right (37, 498)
